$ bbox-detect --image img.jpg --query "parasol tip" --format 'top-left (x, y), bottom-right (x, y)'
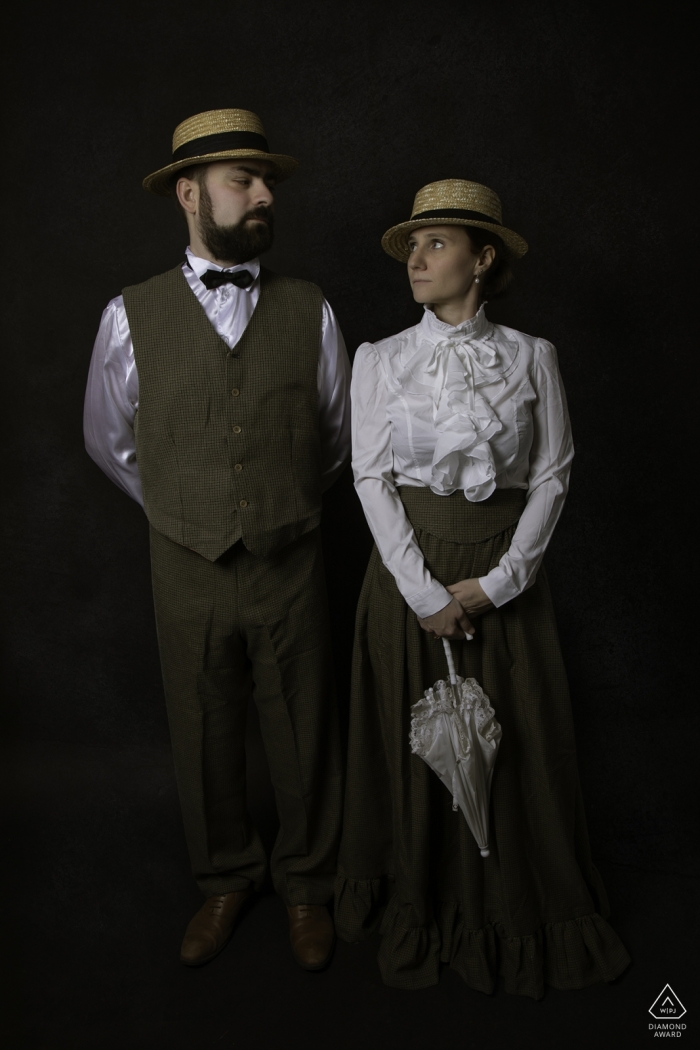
top-left (480, 848), bottom-right (490, 858)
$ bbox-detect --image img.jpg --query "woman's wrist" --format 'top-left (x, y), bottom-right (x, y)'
top-left (477, 570), bottom-right (518, 609)
top-left (446, 578), bottom-right (495, 616)
top-left (408, 581), bottom-right (453, 620)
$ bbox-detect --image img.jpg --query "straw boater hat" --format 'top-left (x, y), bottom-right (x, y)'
top-left (143, 108), bottom-right (298, 196)
top-left (381, 179), bottom-right (528, 261)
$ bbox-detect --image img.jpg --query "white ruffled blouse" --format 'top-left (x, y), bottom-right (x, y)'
top-left (351, 304), bottom-right (574, 617)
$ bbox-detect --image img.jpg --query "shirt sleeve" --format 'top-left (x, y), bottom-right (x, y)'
top-left (352, 342), bottom-right (453, 619)
top-left (83, 297), bottom-right (144, 505)
top-left (317, 298), bottom-right (352, 491)
top-left (478, 340), bottom-right (574, 607)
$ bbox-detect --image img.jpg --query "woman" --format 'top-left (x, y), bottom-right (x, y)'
top-left (335, 179), bottom-right (630, 998)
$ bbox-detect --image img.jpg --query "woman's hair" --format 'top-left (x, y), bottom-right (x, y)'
top-left (464, 226), bottom-right (514, 300)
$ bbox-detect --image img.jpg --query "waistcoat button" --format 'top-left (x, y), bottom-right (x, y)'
top-left (239, 499), bottom-right (248, 508)
top-left (234, 463), bottom-right (243, 472)
top-left (232, 425), bottom-right (242, 434)
top-left (231, 388), bottom-right (240, 397)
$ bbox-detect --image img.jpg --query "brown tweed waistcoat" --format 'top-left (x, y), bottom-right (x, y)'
top-left (122, 265), bottom-right (323, 561)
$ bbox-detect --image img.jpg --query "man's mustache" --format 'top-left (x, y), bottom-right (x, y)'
top-left (243, 206), bottom-right (274, 224)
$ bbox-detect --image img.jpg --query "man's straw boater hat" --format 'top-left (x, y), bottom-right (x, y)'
top-left (381, 179), bottom-right (528, 261)
top-left (143, 108), bottom-right (298, 196)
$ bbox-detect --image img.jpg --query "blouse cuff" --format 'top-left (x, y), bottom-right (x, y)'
top-left (478, 567), bottom-right (522, 609)
top-left (407, 579), bottom-right (453, 620)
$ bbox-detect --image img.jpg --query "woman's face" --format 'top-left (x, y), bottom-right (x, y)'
top-left (407, 225), bottom-right (483, 306)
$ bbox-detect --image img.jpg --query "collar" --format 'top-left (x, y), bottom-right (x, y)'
top-left (419, 302), bottom-right (490, 342)
top-left (184, 248), bottom-right (261, 287)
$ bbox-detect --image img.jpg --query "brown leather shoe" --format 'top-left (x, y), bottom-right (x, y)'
top-left (287, 904), bottom-right (335, 971)
top-left (180, 889), bottom-right (252, 966)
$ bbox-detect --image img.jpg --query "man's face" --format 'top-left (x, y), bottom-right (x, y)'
top-left (201, 159), bottom-right (276, 228)
top-left (178, 159), bottom-right (276, 264)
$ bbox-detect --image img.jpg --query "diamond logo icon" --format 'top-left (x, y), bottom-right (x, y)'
top-left (649, 985), bottom-right (687, 1020)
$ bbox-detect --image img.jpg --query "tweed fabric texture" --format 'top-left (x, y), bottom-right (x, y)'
top-left (335, 487), bottom-right (630, 997)
top-left (123, 266), bottom-right (323, 561)
top-left (150, 525), bottom-right (342, 903)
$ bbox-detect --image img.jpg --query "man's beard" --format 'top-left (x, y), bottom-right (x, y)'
top-left (196, 181), bottom-right (274, 263)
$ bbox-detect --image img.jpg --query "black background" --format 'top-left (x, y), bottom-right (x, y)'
top-left (2, 1), bottom-right (697, 1047)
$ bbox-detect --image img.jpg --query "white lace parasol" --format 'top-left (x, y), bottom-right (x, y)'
top-left (410, 638), bottom-right (502, 857)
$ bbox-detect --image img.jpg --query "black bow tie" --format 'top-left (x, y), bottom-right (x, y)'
top-left (199, 268), bottom-right (254, 291)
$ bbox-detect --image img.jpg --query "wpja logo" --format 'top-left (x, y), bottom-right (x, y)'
top-left (649, 985), bottom-right (687, 1038)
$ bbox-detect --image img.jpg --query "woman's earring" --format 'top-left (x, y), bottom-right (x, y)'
top-left (474, 272), bottom-right (481, 284)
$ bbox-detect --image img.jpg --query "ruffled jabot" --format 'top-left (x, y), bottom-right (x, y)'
top-left (397, 305), bottom-right (509, 501)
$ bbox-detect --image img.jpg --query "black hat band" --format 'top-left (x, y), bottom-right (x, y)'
top-left (411, 208), bottom-right (501, 225)
top-left (172, 130), bottom-right (270, 163)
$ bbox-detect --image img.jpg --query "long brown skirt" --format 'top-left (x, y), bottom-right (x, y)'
top-left (335, 487), bottom-right (630, 998)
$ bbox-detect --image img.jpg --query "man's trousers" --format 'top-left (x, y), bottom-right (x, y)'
top-left (149, 525), bottom-right (342, 904)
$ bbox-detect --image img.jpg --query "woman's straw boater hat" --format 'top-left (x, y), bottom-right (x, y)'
top-left (143, 108), bottom-right (298, 196)
top-left (381, 179), bottom-right (528, 261)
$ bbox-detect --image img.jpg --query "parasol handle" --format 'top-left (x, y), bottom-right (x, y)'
top-left (442, 638), bottom-right (459, 686)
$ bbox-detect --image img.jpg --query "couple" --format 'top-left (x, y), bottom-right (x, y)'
top-left (84, 108), bottom-right (630, 998)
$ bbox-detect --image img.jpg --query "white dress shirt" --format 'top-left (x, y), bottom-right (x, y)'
top-left (84, 249), bottom-right (352, 505)
top-left (351, 304), bottom-right (574, 617)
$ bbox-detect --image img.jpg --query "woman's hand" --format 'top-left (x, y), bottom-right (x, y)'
top-left (418, 598), bottom-right (475, 640)
top-left (446, 578), bottom-right (494, 617)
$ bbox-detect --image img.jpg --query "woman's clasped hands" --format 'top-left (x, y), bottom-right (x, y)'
top-left (417, 578), bottom-right (494, 641)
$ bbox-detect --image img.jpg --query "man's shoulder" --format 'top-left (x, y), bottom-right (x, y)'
top-left (260, 268), bottom-right (324, 302)
top-left (123, 264), bottom-right (184, 299)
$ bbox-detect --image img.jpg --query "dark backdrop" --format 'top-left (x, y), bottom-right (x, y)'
top-left (2, 2), bottom-right (697, 1048)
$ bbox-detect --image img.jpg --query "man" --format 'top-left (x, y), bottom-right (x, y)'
top-left (84, 109), bottom-right (350, 971)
